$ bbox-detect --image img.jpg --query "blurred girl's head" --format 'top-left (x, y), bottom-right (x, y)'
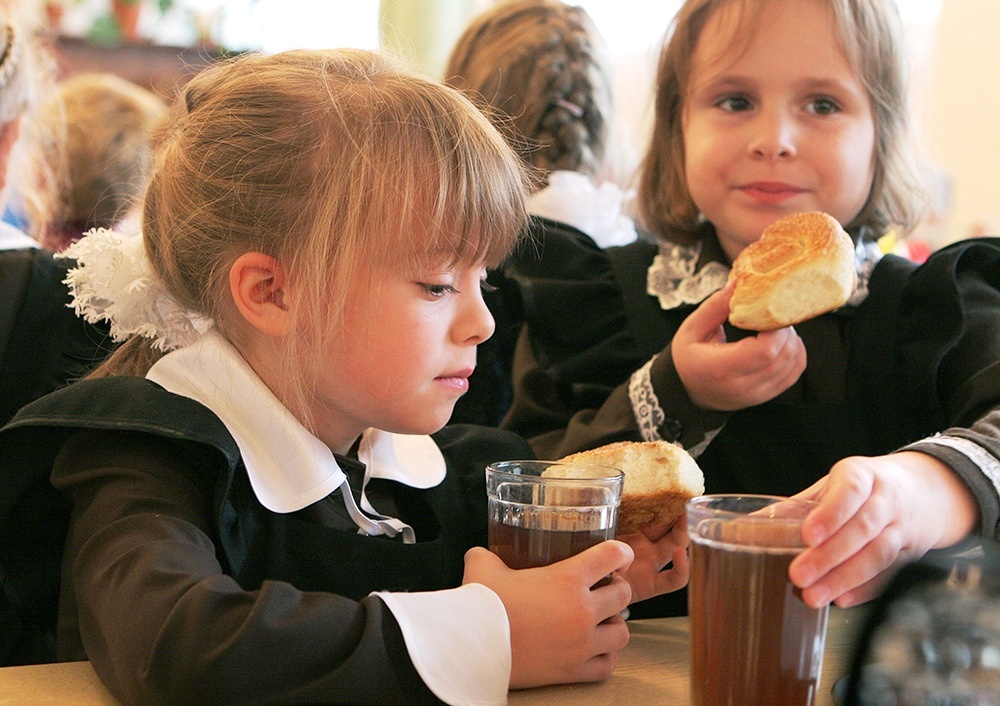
top-left (638, 0), bottom-right (923, 248)
top-left (30, 72), bottom-right (168, 251)
top-left (444, 0), bottom-right (614, 184)
top-left (0, 13), bottom-right (54, 214)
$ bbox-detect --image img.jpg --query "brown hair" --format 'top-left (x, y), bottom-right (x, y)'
top-left (28, 72), bottom-right (168, 251)
top-left (92, 49), bottom-right (530, 425)
top-left (637, 0), bottom-right (924, 245)
top-left (444, 0), bottom-right (613, 185)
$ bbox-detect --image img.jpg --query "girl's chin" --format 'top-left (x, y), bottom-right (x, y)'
top-left (394, 411), bottom-right (455, 436)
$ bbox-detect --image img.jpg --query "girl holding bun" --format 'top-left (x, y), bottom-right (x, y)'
top-left (501, 0), bottom-right (1000, 615)
top-left (0, 50), bottom-right (689, 703)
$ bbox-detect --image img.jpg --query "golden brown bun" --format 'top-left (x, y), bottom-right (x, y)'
top-left (558, 441), bottom-right (705, 535)
top-left (728, 211), bottom-right (856, 331)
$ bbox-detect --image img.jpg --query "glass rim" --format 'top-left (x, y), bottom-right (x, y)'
top-left (686, 493), bottom-right (820, 517)
top-left (486, 459), bottom-right (624, 482)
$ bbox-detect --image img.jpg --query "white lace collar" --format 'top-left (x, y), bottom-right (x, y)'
top-left (528, 170), bottom-right (639, 248)
top-left (646, 236), bottom-right (883, 311)
top-left (146, 330), bottom-right (446, 514)
top-left (646, 241), bottom-right (729, 309)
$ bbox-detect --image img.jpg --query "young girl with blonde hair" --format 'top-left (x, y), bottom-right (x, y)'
top-left (0, 49), bottom-right (688, 703)
top-left (501, 0), bottom-right (1000, 618)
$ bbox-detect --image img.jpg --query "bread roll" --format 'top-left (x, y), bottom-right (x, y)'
top-left (728, 211), bottom-right (856, 331)
top-left (558, 441), bottom-right (704, 535)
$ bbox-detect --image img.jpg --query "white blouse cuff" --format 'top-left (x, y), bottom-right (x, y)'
top-left (374, 583), bottom-right (511, 705)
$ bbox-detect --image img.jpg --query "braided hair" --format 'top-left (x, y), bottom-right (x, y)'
top-left (444, 0), bottom-right (613, 184)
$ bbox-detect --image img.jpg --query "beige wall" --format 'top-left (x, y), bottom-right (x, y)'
top-left (378, 0), bottom-right (487, 79)
top-left (924, 0), bottom-right (1000, 244)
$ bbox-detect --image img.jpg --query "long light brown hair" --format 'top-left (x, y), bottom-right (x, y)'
top-left (92, 48), bottom-right (530, 426)
top-left (28, 72), bottom-right (168, 251)
top-left (638, 0), bottom-right (924, 245)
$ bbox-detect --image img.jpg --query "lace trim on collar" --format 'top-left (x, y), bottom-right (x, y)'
top-left (646, 241), bottom-right (729, 309)
top-left (645, 236), bottom-right (884, 311)
top-left (849, 239), bottom-right (883, 306)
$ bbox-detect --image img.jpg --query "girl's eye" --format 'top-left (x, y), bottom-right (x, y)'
top-left (421, 283), bottom-right (458, 298)
top-left (806, 97), bottom-right (840, 115)
top-left (717, 95), bottom-right (753, 112)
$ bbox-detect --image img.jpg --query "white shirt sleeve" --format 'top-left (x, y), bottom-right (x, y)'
top-left (374, 583), bottom-right (511, 705)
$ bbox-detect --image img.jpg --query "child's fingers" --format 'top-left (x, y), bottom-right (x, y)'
top-left (791, 489), bottom-right (905, 604)
top-left (650, 545), bottom-right (690, 595)
top-left (682, 283), bottom-right (734, 342)
top-left (625, 520), bottom-right (688, 565)
top-left (798, 459), bottom-right (874, 547)
top-left (796, 529), bottom-right (906, 609)
top-left (568, 539), bottom-right (634, 585)
top-left (575, 653), bottom-right (620, 684)
top-left (830, 572), bottom-right (897, 609)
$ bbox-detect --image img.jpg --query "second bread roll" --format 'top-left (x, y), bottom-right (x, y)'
top-left (728, 211), bottom-right (856, 331)
top-left (558, 440), bottom-right (704, 535)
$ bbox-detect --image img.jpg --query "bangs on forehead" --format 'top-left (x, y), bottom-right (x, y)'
top-left (357, 82), bottom-right (529, 273)
top-left (695, 0), bottom-right (764, 70)
top-left (380, 169), bottom-right (525, 274)
top-left (708, 0), bottom-right (858, 71)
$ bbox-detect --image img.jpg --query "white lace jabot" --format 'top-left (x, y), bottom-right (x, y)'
top-left (528, 170), bottom-right (639, 248)
top-left (646, 241), bottom-right (729, 309)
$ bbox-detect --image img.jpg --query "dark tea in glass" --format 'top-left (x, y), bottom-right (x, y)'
top-left (486, 460), bottom-right (622, 572)
top-left (687, 494), bottom-right (829, 706)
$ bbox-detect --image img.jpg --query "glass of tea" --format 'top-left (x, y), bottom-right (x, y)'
top-left (687, 494), bottom-right (830, 706)
top-left (486, 460), bottom-right (623, 574)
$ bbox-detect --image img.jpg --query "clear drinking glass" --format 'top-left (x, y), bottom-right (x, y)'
top-left (687, 494), bottom-right (830, 706)
top-left (486, 460), bottom-right (623, 574)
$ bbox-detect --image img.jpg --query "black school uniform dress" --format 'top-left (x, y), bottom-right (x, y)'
top-left (500, 223), bottom-right (1000, 616)
top-left (0, 330), bottom-right (531, 705)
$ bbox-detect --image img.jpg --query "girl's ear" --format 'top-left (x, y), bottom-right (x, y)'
top-left (229, 252), bottom-right (294, 336)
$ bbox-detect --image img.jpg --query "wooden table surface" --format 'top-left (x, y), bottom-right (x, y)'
top-left (0, 606), bottom-right (867, 705)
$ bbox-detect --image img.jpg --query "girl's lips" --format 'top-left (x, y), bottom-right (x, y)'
top-left (436, 369), bottom-right (474, 392)
top-left (738, 182), bottom-right (806, 205)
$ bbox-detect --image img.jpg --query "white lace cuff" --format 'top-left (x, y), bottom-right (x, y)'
top-left (628, 356), bottom-right (666, 441)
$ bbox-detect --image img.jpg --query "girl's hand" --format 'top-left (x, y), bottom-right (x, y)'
top-left (463, 541), bottom-right (634, 689)
top-left (617, 517), bottom-right (690, 603)
top-left (789, 451), bottom-right (978, 608)
top-left (672, 283), bottom-right (806, 411)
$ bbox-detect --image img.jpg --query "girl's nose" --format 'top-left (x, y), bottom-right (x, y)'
top-left (748, 110), bottom-right (797, 160)
top-left (458, 285), bottom-right (496, 346)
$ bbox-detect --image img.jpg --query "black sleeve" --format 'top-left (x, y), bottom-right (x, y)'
top-left (893, 239), bottom-right (1000, 538)
top-left (499, 223), bottom-right (657, 453)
